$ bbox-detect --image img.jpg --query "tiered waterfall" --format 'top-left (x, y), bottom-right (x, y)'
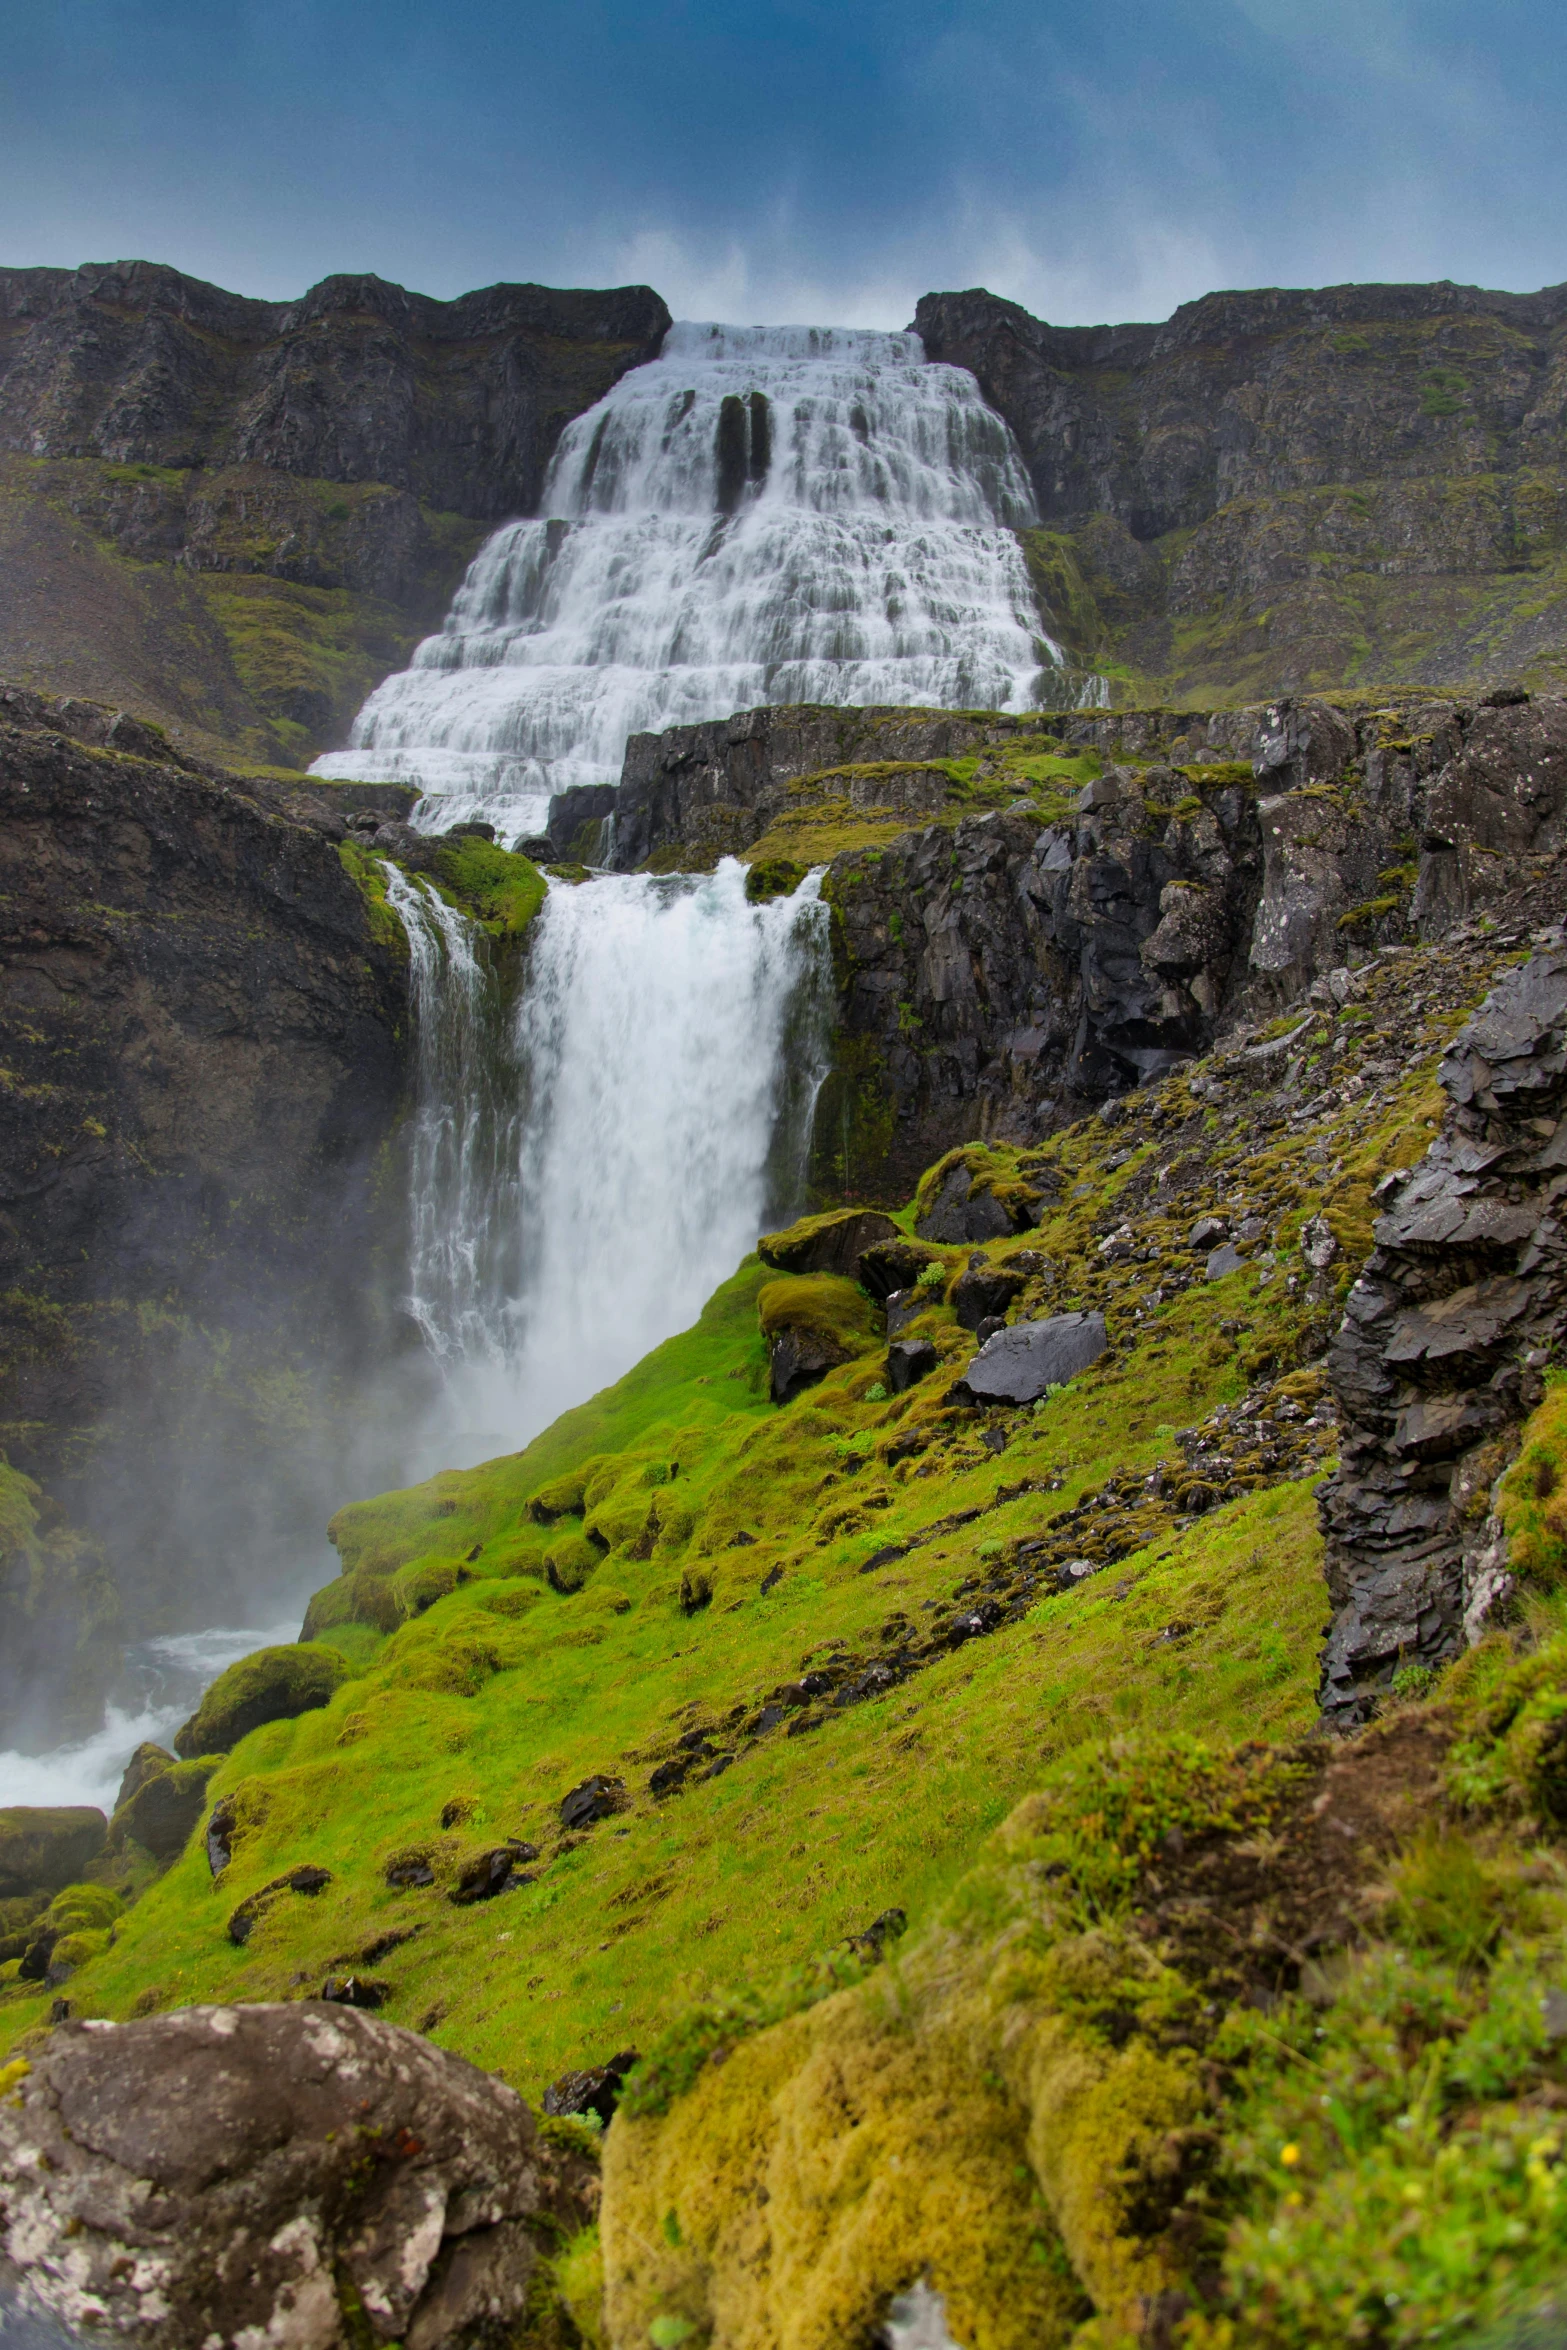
top-left (312, 322), bottom-right (1064, 839)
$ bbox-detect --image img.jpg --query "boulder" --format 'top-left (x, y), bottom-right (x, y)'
top-left (767, 1324), bottom-right (850, 1404)
top-left (542, 2048), bottom-right (639, 2127)
top-left (1205, 1243), bottom-right (1247, 1281)
top-left (951, 1264), bottom-right (1028, 1332)
top-left (886, 1339), bottom-right (938, 1394)
top-left (885, 1288), bottom-right (927, 1338)
top-left (559, 1777), bottom-right (625, 1832)
top-left (758, 1209), bottom-right (901, 1279)
top-left (109, 1758), bottom-right (216, 1863)
top-left (758, 1273), bottom-right (881, 1404)
top-left (0, 2005), bottom-right (545, 2349)
top-left (113, 1743), bottom-right (176, 1811)
top-left (0, 1811), bottom-right (106, 1901)
top-left (915, 1164), bottom-right (1014, 1245)
top-left (857, 1238), bottom-right (943, 1300)
top-left (952, 1313), bottom-right (1109, 1407)
top-left (173, 1642), bottom-right (349, 1758)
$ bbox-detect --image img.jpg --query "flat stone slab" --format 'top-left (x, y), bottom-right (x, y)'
top-left (953, 1311), bottom-right (1108, 1406)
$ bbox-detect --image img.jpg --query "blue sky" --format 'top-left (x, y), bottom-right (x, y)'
top-left (2, 0), bottom-right (1564, 327)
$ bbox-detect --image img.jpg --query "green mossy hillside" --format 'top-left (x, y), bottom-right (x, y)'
top-left (4, 922), bottom-right (1561, 2337)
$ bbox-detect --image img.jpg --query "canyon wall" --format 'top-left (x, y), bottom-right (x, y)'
top-left (0, 687), bottom-right (416, 1744)
top-left (0, 265), bottom-right (670, 766)
top-left (917, 279), bottom-right (1567, 703)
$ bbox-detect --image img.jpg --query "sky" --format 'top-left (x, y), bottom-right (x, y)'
top-left (2, 0), bottom-right (1565, 329)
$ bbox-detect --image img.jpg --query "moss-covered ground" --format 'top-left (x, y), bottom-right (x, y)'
top-left (6, 917), bottom-right (1561, 2338)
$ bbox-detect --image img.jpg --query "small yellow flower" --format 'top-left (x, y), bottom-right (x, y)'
top-left (1280, 2144), bottom-right (1301, 2167)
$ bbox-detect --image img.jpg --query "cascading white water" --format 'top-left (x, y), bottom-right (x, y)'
top-left (382, 865), bottom-right (526, 1381)
top-left (390, 861), bottom-right (831, 1464)
top-left (312, 322), bottom-right (1070, 839)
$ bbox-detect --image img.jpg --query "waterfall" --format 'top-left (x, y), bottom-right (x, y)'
top-left (312, 322), bottom-right (1073, 840)
top-left (388, 861), bottom-right (831, 1464)
top-left (381, 866), bottom-right (526, 1382)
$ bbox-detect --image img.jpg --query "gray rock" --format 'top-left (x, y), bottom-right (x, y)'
top-left (1205, 1243), bottom-right (1247, 1280)
top-left (1189, 1214), bottom-right (1227, 1249)
top-left (950, 1264), bottom-right (1027, 1331)
top-left (952, 1312), bottom-right (1108, 1406)
top-left (916, 1165), bottom-right (1013, 1245)
top-left (0, 2004), bottom-right (544, 2349)
top-left (886, 1338), bottom-right (938, 1393)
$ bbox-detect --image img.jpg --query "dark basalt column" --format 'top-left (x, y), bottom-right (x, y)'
top-left (1319, 946), bottom-right (1567, 1723)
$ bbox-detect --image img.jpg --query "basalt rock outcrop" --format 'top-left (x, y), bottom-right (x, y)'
top-left (0, 686), bottom-right (412, 1745)
top-left (1320, 945), bottom-right (1567, 1720)
top-left (0, 2004), bottom-right (554, 2348)
top-left (0, 263), bottom-right (670, 764)
top-left (810, 691), bottom-right (1567, 1193)
top-left (916, 278), bottom-right (1567, 700)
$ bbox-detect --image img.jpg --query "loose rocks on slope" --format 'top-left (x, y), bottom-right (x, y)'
top-left (0, 2004), bottom-right (546, 2349)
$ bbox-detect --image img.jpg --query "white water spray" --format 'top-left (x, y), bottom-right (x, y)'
top-left (313, 322), bottom-right (1073, 837)
top-left (394, 862), bottom-right (831, 1464)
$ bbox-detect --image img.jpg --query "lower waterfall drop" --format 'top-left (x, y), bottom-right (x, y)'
top-left (390, 862), bottom-right (831, 1464)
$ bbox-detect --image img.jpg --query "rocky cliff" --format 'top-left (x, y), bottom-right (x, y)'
top-left (0, 687), bottom-right (416, 1745)
top-left (0, 264), bottom-right (670, 766)
top-left (610, 689), bottom-right (1567, 1196)
top-left (917, 278), bottom-right (1567, 703)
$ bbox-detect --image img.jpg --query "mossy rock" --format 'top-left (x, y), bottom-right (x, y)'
top-left (109, 1758), bottom-right (218, 1863)
top-left (46, 1926), bottom-right (112, 1983)
top-left (43, 1881), bottom-right (120, 1934)
top-left (172, 1643), bottom-right (349, 1758)
top-left (745, 856), bottom-right (809, 903)
top-left (0, 1808), bottom-right (107, 1900)
top-left (758, 1208), bottom-right (900, 1280)
top-left (545, 1532), bottom-right (603, 1596)
top-left (758, 1274), bottom-right (882, 1405)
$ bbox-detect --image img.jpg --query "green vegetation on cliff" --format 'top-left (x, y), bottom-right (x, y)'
top-left (6, 915), bottom-right (1564, 2339)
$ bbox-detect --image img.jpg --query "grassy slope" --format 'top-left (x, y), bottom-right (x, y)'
top-left (0, 936), bottom-right (1486, 2079)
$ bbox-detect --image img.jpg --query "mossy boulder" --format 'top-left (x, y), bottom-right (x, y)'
top-left (758, 1208), bottom-right (900, 1281)
top-left (172, 1642), bottom-right (349, 1758)
top-left (109, 1756), bottom-right (219, 1863)
top-left (757, 1274), bottom-right (882, 1404)
top-left (0, 1808), bottom-right (107, 1899)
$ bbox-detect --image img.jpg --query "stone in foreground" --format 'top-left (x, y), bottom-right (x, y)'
top-left (953, 1312), bottom-right (1108, 1406)
top-left (0, 2004), bottom-right (544, 2349)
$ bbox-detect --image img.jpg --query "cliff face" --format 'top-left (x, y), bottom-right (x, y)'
top-left (0, 264), bottom-right (670, 766)
top-left (916, 279), bottom-right (1567, 703)
top-left (609, 691), bottom-right (1567, 1197)
top-left (0, 687), bottom-right (415, 1745)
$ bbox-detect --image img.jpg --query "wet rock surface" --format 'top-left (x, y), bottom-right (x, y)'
top-left (0, 688), bottom-right (410, 1747)
top-left (1320, 944), bottom-right (1567, 1720)
top-left (0, 2004), bottom-right (545, 2349)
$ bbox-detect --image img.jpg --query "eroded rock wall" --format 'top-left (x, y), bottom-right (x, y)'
top-left (0, 688), bottom-right (412, 1744)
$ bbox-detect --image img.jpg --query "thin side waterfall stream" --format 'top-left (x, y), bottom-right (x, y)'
top-left (395, 859), bottom-right (832, 1468)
